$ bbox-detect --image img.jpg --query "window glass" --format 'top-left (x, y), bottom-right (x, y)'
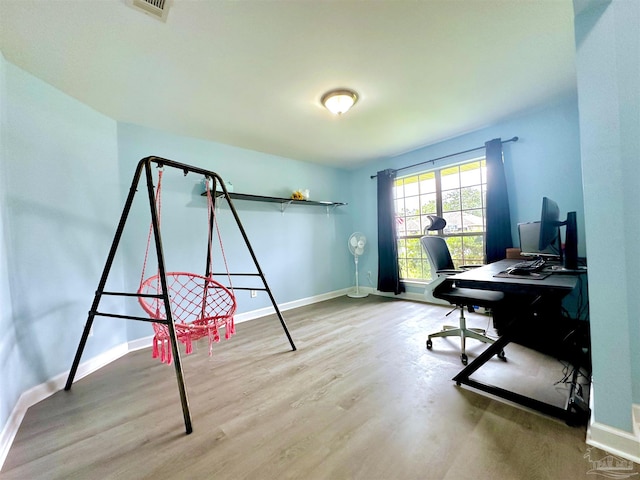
top-left (395, 157), bottom-right (487, 281)
top-left (404, 177), bottom-right (419, 197)
top-left (461, 185), bottom-right (483, 210)
top-left (394, 180), bottom-right (404, 198)
top-left (442, 189), bottom-right (461, 212)
top-left (420, 193), bottom-right (437, 223)
top-left (404, 196), bottom-right (420, 216)
top-left (441, 166), bottom-right (460, 190)
top-left (460, 161), bottom-right (482, 187)
top-left (419, 172), bottom-right (436, 193)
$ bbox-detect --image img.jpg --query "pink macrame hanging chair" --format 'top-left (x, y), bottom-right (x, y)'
top-left (137, 169), bottom-right (237, 364)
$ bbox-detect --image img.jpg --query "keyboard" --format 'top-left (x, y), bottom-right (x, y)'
top-left (506, 258), bottom-right (546, 274)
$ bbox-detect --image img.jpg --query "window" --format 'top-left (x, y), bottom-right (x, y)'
top-left (395, 159), bottom-right (487, 282)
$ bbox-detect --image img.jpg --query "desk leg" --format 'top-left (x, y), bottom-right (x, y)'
top-left (452, 331), bottom-right (511, 383)
top-left (565, 354), bottom-right (591, 426)
top-left (452, 326), bottom-right (587, 425)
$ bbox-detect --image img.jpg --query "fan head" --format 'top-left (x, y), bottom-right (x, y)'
top-left (348, 232), bottom-right (367, 256)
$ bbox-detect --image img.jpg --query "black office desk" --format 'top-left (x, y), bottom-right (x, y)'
top-left (448, 259), bottom-right (589, 425)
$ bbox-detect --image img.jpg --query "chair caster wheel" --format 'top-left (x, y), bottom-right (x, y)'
top-left (461, 353), bottom-right (468, 365)
top-left (497, 350), bottom-right (507, 361)
top-left (426, 339), bottom-right (433, 349)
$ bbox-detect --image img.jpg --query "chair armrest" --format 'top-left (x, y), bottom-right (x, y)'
top-left (436, 269), bottom-right (463, 276)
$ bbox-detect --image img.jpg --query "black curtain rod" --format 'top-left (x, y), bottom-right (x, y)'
top-left (369, 136), bottom-right (518, 179)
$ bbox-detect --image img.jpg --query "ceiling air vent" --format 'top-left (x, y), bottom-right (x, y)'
top-left (128, 0), bottom-right (171, 22)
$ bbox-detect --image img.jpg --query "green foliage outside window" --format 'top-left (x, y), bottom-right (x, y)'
top-left (395, 159), bottom-right (487, 282)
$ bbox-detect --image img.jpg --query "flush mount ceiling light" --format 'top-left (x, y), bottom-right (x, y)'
top-left (321, 89), bottom-right (358, 115)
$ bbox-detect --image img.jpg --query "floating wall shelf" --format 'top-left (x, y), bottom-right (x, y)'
top-left (202, 191), bottom-right (347, 214)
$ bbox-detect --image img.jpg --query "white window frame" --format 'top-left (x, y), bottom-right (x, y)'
top-left (394, 158), bottom-right (488, 282)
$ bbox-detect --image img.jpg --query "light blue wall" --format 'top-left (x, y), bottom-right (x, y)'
top-left (0, 54), bottom-right (125, 431)
top-left (574, 0), bottom-right (639, 432)
top-left (0, 57), bottom-right (355, 438)
top-left (0, 52), bottom-right (13, 440)
top-left (1, 0), bottom-right (638, 454)
top-left (116, 124), bottom-right (354, 340)
top-left (348, 95), bottom-right (584, 293)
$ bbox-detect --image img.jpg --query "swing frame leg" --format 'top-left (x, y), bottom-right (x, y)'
top-left (65, 159), bottom-right (193, 434)
top-left (66, 156), bottom-right (297, 436)
top-left (205, 164), bottom-right (296, 352)
top-left (142, 162), bottom-right (193, 433)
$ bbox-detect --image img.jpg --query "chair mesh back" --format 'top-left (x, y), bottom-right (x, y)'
top-left (420, 236), bottom-right (455, 271)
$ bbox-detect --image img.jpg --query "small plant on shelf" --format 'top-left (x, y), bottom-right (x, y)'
top-left (291, 189), bottom-right (309, 200)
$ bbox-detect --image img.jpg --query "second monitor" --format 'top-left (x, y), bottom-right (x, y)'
top-left (518, 221), bottom-right (561, 259)
top-left (539, 196), bottom-right (579, 270)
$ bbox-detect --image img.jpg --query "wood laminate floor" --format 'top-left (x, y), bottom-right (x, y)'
top-left (2, 295), bottom-right (634, 479)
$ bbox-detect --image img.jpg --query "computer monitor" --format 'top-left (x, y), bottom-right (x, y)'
top-left (518, 221), bottom-right (560, 259)
top-left (539, 197), bottom-right (560, 252)
top-left (538, 196), bottom-right (579, 270)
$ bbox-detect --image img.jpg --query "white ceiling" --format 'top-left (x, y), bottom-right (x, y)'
top-left (0, 0), bottom-right (577, 169)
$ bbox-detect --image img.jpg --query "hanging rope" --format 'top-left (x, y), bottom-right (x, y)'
top-left (139, 168), bottom-right (164, 291)
top-left (137, 168), bottom-right (237, 364)
top-left (205, 175), bottom-right (234, 292)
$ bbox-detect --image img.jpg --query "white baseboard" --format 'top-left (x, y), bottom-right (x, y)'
top-left (0, 288), bottom-right (350, 471)
top-left (372, 287), bottom-right (448, 305)
top-left (233, 287), bottom-right (352, 323)
top-left (373, 289), bottom-right (426, 302)
top-left (585, 386), bottom-right (640, 463)
top-left (0, 343), bottom-right (128, 471)
top-left (587, 420), bottom-right (640, 463)
top-left (127, 335), bottom-right (153, 352)
top-left (369, 279), bottom-right (450, 306)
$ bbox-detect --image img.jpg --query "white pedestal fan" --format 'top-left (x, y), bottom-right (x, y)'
top-left (347, 232), bottom-right (369, 298)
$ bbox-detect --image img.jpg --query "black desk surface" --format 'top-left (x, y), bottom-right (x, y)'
top-left (450, 259), bottom-right (580, 296)
top-left (449, 258), bottom-right (589, 425)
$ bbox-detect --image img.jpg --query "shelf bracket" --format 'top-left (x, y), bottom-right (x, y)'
top-left (326, 204), bottom-right (341, 216)
top-left (281, 200), bottom-right (294, 214)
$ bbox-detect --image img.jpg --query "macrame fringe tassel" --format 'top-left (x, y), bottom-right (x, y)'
top-left (184, 332), bottom-right (193, 355)
top-left (163, 339), bottom-right (172, 365)
top-left (225, 317), bottom-right (236, 339)
top-left (151, 317), bottom-right (235, 363)
top-left (152, 337), bottom-right (160, 359)
top-left (208, 325), bottom-right (220, 356)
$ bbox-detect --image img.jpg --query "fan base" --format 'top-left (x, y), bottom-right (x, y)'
top-left (347, 292), bottom-right (369, 298)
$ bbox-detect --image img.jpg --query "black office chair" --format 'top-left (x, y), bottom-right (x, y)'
top-left (421, 230), bottom-right (506, 365)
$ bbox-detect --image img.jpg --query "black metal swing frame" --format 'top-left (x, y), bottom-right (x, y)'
top-left (64, 156), bottom-right (296, 434)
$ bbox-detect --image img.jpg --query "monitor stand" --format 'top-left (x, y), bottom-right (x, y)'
top-left (547, 264), bottom-right (587, 274)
